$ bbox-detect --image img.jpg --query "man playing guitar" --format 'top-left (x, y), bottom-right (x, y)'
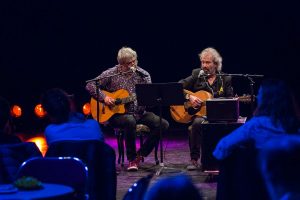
top-left (85, 47), bottom-right (169, 171)
top-left (178, 47), bottom-right (233, 170)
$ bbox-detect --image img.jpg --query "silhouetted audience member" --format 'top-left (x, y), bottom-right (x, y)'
top-left (213, 79), bottom-right (300, 160)
top-left (259, 135), bottom-right (300, 200)
top-left (122, 174), bottom-right (153, 200)
top-left (143, 174), bottom-right (203, 200)
top-left (41, 88), bottom-right (104, 146)
top-left (0, 96), bottom-right (22, 144)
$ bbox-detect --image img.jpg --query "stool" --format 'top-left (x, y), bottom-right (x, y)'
top-left (114, 124), bottom-right (159, 167)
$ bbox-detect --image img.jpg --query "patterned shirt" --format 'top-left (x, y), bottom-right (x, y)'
top-left (85, 65), bottom-right (151, 118)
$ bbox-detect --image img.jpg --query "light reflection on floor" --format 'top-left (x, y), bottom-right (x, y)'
top-left (17, 131), bottom-right (188, 159)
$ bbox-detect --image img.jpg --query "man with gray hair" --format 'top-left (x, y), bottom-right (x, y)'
top-left (178, 47), bottom-right (233, 170)
top-left (86, 46), bottom-right (169, 171)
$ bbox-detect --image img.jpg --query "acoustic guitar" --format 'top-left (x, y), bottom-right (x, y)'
top-left (170, 90), bottom-right (253, 124)
top-left (170, 90), bottom-right (212, 124)
top-left (90, 89), bottom-right (135, 123)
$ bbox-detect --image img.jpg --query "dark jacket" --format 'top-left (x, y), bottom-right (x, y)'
top-left (179, 68), bottom-right (233, 98)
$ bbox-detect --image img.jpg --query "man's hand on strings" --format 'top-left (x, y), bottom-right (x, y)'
top-left (104, 96), bottom-right (115, 106)
top-left (189, 95), bottom-right (203, 108)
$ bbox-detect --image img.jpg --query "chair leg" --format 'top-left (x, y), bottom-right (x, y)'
top-left (116, 133), bottom-right (122, 165)
top-left (139, 133), bottom-right (144, 162)
top-left (155, 140), bottom-right (159, 165)
top-left (121, 135), bottom-right (125, 167)
top-left (115, 130), bottom-right (124, 167)
top-left (120, 134), bottom-right (124, 167)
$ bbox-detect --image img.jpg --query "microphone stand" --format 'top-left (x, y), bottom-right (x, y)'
top-left (85, 69), bottom-right (133, 123)
top-left (246, 76), bottom-right (255, 117)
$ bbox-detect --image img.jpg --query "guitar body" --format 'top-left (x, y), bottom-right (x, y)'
top-left (170, 90), bottom-right (212, 124)
top-left (90, 89), bottom-right (130, 123)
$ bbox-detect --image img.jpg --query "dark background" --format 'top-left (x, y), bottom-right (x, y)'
top-left (1, 0), bottom-right (299, 133)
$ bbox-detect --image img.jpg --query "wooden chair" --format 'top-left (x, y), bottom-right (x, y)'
top-left (115, 124), bottom-right (159, 167)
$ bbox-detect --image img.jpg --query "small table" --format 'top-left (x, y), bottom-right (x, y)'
top-left (201, 117), bottom-right (247, 171)
top-left (0, 183), bottom-right (74, 199)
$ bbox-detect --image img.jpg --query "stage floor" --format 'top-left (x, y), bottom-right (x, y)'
top-left (104, 129), bottom-right (218, 200)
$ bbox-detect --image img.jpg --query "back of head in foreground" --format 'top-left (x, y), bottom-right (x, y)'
top-left (41, 88), bottom-right (71, 124)
top-left (254, 79), bottom-right (299, 133)
top-left (259, 135), bottom-right (300, 200)
top-left (143, 174), bottom-right (203, 200)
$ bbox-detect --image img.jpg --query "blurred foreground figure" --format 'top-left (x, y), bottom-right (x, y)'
top-left (213, 79), bottom-right (300, 160)
top-left (143, 174), bottom-right (203, 200)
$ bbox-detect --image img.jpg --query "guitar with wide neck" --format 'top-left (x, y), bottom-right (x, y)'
top-left (170, 90), bottom-right (213, 124)
top-left (90, 89), bottom-right (136, 123)
top-left (170, 89), bottom-right (253, 124)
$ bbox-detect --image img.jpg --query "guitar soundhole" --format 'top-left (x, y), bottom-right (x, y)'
top-left (115, 98), bottom-right (122, 105)
top-left (187, 107), bottom-right (199, 115)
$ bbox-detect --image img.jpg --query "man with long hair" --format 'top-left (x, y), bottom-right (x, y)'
top-left (179, 47), bottom-right (233, 170)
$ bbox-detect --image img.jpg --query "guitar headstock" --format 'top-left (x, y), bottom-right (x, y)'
top-left (236, 94), bottom-right (256, 104)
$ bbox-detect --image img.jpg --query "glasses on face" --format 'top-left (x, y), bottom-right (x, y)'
top-left (125, 59), bottom-right (137, 66)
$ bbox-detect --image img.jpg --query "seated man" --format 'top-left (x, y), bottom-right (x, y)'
top-left (85, 47), bottom-right (169, 171)
top-left (178, 47), bottom-right (233, 170)
top-left (41, 88), bottom-right (104, 146)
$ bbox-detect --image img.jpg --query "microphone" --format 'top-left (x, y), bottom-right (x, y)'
top-left (130, 66), bottom-right (148, 78)
top-left (198, 70), bottom-right (209, 78)
top-left (130, 66), bottom-right (137, 73)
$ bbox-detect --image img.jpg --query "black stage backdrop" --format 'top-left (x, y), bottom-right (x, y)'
top-left (1, 1), bottom-right (299, 132)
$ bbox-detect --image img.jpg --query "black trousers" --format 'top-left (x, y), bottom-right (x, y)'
top-left (188, 117), bottom-right (205, 162)
top-left (109, 112), bottom-right (169, 161)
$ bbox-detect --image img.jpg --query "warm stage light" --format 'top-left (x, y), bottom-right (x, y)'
top-left (82, 102), bottom-right (91, 115)
top-left (27, 136), bottom-right (48, 156)
top-left (34, 104), bottom-right (46, 118)
top-left (11, 105), bottom-right (22, 118)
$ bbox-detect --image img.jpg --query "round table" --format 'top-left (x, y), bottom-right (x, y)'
top-left (0, 183), bottom-right (74, 199)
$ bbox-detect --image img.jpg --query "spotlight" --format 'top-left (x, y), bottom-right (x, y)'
top-left (11, 105), bottom-right (22, 118)
top-left (34, 104), bottom-right (46, 118)
top-left (82, 103), bottom-right (91, 115)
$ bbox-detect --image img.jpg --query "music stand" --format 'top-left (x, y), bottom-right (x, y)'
top-left (135, 82), bottom-right (185, 176)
